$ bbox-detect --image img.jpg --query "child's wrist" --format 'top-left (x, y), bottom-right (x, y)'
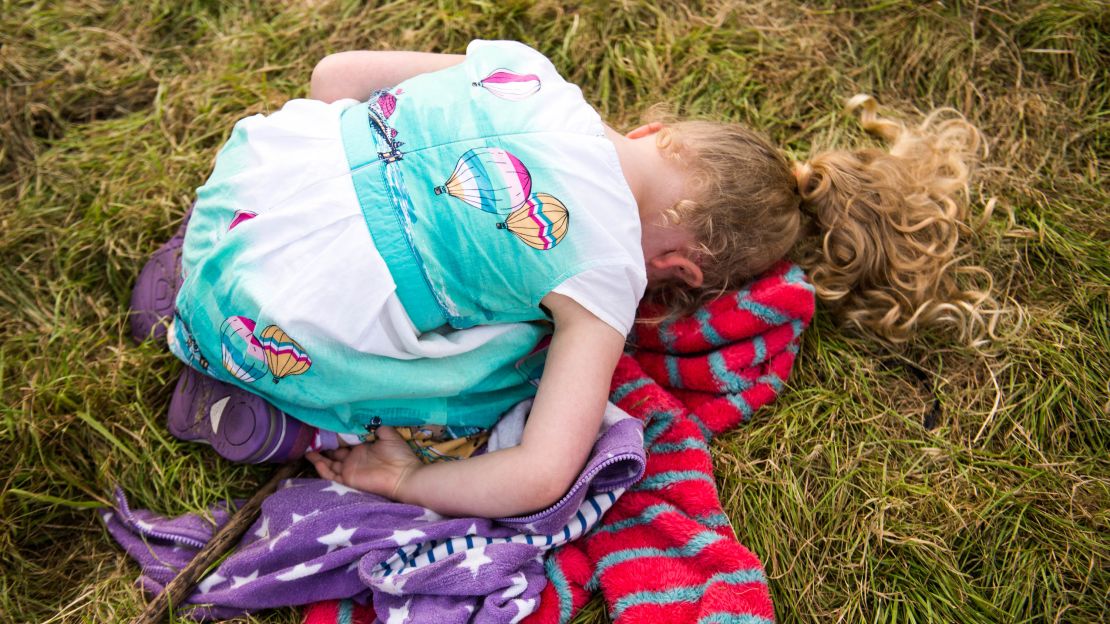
top-left (389, 463), bottom-right (420, 501)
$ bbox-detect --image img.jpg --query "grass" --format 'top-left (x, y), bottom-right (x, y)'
top-left (1, 0), bottom-right (1106, 622)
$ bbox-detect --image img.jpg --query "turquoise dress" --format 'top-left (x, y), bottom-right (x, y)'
top-left (169, 40), bottom-right (645, 434)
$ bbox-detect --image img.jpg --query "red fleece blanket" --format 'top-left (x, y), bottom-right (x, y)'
top-left (305, 259), bottom-right (815, 624)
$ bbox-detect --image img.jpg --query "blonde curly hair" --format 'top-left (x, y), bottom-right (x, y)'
top-left (643, 95), bottom-right (1001, 345)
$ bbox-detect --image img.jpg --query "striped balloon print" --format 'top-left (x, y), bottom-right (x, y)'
top-left (497, 192), bottom-right (569, 250)
top-left (473, 68), bottom-right (541, 101)
top-left (220, 316), bottom-right (267, 383)
top-left (259, 324), bottom-right (312, 383)
top-left (434, 147), bottom-right (532, 215)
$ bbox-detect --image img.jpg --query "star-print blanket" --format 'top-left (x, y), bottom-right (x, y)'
top-left (103, 401), bottom-right (646, 622)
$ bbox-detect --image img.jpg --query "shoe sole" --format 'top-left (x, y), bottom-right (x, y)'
top-left (168, 367), bottom-right (305, 463)
top-left (129, 211), bottom-right (190, 344)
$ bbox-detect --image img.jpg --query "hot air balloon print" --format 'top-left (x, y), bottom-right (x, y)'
top-left (368, 89), bottom-right (404, 163)
top-left (220, 316), bottom-right (268, 383)
top-left (228, 210), bottom-right (256, 231)
top-left (473, 69), bottom-right (541, 101)
top-left (434, 148), bottom-right (532, 215)
top-left (376, 91), bottom-right (397, 119)
top-left (496, 192), bottom-right (569, 250)
top-left (259, 324), bottom-right (312, 383)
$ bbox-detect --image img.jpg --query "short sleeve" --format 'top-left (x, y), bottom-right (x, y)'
top-left (462, 40), bottom-right (603, 137)
top-left (551, 262), bottom-right (647, 337)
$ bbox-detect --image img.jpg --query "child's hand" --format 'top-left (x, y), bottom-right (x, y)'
top-left (306, 426), bottom-right (422, 500)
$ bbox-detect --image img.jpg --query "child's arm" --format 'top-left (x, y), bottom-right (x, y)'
top-left (310, 51), bottom-right (465, 103)
top-left (307, 293), bottom-right (626, 518)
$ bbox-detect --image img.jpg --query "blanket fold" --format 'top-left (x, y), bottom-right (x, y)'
top-left (104, 402), bottom-right (646, 622)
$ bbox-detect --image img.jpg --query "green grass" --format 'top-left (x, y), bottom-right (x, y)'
top-left (2, 1), bottom-right (1107, 622)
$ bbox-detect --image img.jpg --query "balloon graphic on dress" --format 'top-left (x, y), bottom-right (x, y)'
top-left (434, 148), bottom-right (532, 215)
top-left (259, 324), bottom-right (313, 383)
top-left (497, 192), bottom-right (569, 250)
top-left (473, 69), bottom-right (541, 101)
top-left (376, 91), bottom-right (397, 119)
top-left (228, 210), bottom-right (256, 231)
top-left (368, 89), bottom-right (403, 162)
top-left (220, 316), bottom-right (267, 383)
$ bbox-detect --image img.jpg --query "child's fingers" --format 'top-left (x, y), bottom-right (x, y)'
top-left (308, 453), bottom-right (338, 481)
top-left (330, 447), bottom-right (351, 460)
top-left (374, 425), bottom-right (401, 441)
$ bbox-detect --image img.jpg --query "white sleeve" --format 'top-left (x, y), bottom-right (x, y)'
top-left (551, 263), bottom-right (647, 337)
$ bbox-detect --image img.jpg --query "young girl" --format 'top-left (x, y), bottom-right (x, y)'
top-left (131, 40), bottom-right (994, 519)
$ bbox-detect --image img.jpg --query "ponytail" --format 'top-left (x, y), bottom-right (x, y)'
top-left (794, 95), bottom-right (1002, 345)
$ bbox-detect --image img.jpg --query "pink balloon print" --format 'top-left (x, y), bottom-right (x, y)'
top-left (474, 69), bottom-right (541, 101)
top-left (377, 92), bottom-right (396, 119)
top-left (220, 315), bottom-right (267, 383)
top-left (228, 210), bottom-right (257, 231)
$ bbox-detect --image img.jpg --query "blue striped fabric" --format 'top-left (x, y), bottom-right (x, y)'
top-left (611, 376), bottom-right (653, 404)
top-left (588, 529), bottom-right (726, 587)
top-left (543, 552), bottom-right (576, 623)
top-left (637, 470), bottom-right (716, 491)
top-left (611, 568), bottom-right (768, 618)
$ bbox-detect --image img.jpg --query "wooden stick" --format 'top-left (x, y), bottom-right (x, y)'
top-left (131, 459), bottom-right (306, 624)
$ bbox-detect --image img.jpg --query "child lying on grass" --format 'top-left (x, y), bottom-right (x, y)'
top-left (130, 39), bottom-right (997, 519)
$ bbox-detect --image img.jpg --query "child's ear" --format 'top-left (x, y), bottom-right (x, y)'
top-left (625, 122), bottom-right (664, 140)
top-left (648, 252), bottom-right (704, 288)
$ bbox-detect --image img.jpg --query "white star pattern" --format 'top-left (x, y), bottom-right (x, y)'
top-left (416, 507), bottom-right (443, 522)
top-left (375, 573), bottom-right (408, 596)
top-left (347, 560), bottom-right (360, 573)
top-left (465, 522), bottom-right (479, 535)
top-left (197, 572), bottom-right (226, 594)
top-left (338, 432), bottom-right (363, 446)
top-left (101, 512), bottom-right (113, 524)
top-left (268, 529), bottom-right (290, 551)
top-left (291, 509), bottom-right (320, 524)
top-left (389, 528), bottom-right (426, 546)
top-left (229, 570), bottom-right (259, 589)
top-left (317, 524), bottom-right (357, 553)
top-left (322, 481), bottom-right (359, 497)
top-left (502, 572), bottom-right (528, 598)
top-left (386, 598), bottom-right (412, 624)
top-left (510, 598), bottom-right (536, 624)
top-left (458, 545), bottom-right (492, 577)
top-left (253, 516), bottom-right (270, 540)
top-left (276, 562), bottom-right (322, 581)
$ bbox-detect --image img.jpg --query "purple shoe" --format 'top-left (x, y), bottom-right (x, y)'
top-left (129, 211), bottom-right (191, 343)
top-left (167, 366), bottom-right (314, 464)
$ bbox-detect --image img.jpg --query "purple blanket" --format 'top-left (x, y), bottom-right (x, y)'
top-left (103, 401), bottom-right (645, 622)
